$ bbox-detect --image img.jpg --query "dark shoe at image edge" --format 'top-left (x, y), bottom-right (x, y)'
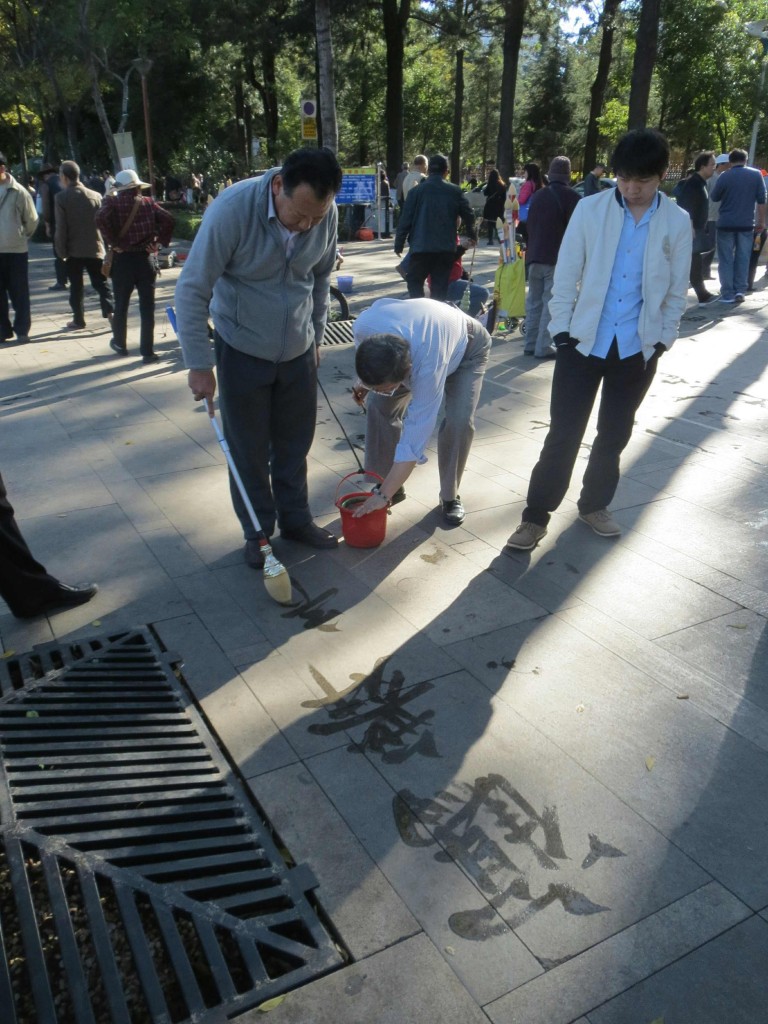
top-left (280, 521), bottom-right (339, 548)
top-left (14, 583), bottom-right (98, 619)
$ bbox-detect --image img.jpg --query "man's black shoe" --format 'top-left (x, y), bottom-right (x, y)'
top-left (281, 522), bottom-right (339, 548)
top-left (48, 283), bottom-right (67, 292)
top-left (390, 486), bottom-right (406, 505)
top-left (109, 339), bottom-right (128, 356)
top-left (142, 354), bottom-right (160, 364)
top-left (15, 583), bottom-right (98, 619)
top-left (243, 539), bottom-right (265, 569)
top-left (441, 496), bottom-right (465, 526)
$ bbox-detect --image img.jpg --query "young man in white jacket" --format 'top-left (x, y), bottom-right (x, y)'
top-left (506, 129), bottom-right (691, 552)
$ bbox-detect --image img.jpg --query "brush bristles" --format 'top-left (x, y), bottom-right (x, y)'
top-left (262, 550), bottom-right (293, 605)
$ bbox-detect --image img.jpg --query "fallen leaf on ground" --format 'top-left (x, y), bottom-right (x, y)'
top-left (727, 623), bottom-right (747, 629)
top-left (257, 995), bottom-right (287, 1012)
top-left (1, 651), bottom-right (14, 659)
top-left (676, 694), bottom-right (689, 700)
top-left (576, 704), bottom-right (585, 713)
top-left (645, 755), bottom-right (655, 771)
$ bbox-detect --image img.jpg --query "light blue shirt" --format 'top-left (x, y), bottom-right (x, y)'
top-left (592, 192), bottom-right (660, 359)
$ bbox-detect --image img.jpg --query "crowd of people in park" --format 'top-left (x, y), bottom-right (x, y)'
top-left (2, 131), bottom-right (767, 618)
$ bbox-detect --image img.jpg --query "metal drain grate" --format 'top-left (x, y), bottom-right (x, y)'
top-left (0, 629), bottom-right (343, 1023)
top-left (321, 319), bottom-right (355, 346)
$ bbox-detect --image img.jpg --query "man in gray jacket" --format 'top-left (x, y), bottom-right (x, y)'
top-left (175, 148), bottom-right (342, 567)
top-left (55, 160), bottom-right (113, 330)
top-left (0, 152), bottom-right (38, 344)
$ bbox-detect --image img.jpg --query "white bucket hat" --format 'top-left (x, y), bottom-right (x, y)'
top-left (113, 169), bottom-right (151, 191)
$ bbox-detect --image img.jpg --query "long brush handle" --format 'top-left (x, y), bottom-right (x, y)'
top-left (206, 401), bottom-right (267, 541)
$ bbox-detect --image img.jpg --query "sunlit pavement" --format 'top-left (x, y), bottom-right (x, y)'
top-left (2, 238), bottom-right (768, 1023)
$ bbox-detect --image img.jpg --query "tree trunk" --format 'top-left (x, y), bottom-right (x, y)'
top-left (496, 0), bottom-right (527, 180)
top-left (315, 0), bottom-right (338, 153)
top-left (88, 55), bottom-right (121, 168)
top-left (382, 0), bottom-right (411, 180)
top-left (248, 47), bottom-right (279, 160)
top-left (583, 0), bottom-right (621, 173)
top-left (627, 0), bottom-right (662, 129)
top-left (450, 48), bottom-right (464, 184)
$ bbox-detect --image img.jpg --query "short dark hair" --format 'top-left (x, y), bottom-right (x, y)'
top-left (428, 153), bottom-right (448, 175)
top-left (280, 147), bottom-right (342, 200)
top-left (59, 160), bottom-right (80, 183)
top-left (611, 128), bottom-right (670, 178)
top-left (694, 151), bottom-right (715, 172)
top-left (729, 148), bottom-right (748, 164)
top-left (355, 334), bottom-right (412, 386)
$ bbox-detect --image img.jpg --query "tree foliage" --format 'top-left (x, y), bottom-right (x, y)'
top-left (3, 0), bottom-right (768, 187)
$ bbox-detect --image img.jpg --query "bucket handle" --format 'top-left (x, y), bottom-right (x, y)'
top-left (335, 470), bottom-right (383, 507)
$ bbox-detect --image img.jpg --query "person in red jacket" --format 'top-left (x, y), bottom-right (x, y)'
top-left (96, 169), bottom-right (174, 363)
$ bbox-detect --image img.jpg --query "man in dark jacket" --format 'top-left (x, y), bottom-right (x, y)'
top-left (394, 153), bottom-right (477, 301)
top-left (524, 156), bottom-right (580, 358)
top-left (675, 151), bottom-right (718, 306)
top-left (55, 160), bottom-right (114, 330)
top-left (583, 163), bottom-right (605, 197)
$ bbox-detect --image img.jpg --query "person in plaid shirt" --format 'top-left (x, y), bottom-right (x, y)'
top-left (96, 169), bottom-right (174, 363)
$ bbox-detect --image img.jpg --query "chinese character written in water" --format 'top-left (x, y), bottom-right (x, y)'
top-left (394, 773), bottom-right (625, 941)
top-left (281, 579), bottom-right (341, 631)
top-left (302, 656), bottom-right (441, 763)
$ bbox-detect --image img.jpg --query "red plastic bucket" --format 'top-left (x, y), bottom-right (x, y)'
top-left (335, 472), bottom-right (388, 548)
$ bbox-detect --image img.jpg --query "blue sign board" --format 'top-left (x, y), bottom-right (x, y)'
top-left (336, 168), bottom-right (377, 205)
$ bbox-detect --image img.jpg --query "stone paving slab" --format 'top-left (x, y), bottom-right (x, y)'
top-left (485, 882), bottom-right (750, 1024)
top-left (250, 762), bottom-right (421, 960)
top-left (305, 744), bottom-right (544, 1004)
top-left (585, 913), bottom-right (768, 1024)
top-left (236, 933), bottom-right (492, 1024)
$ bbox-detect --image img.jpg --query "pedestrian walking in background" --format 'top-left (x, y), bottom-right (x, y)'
top-left (96, 169), bottom-right (174, 363)
top-left (0, 152), bottom-right (38, 344)
top-left (482, 169), bottom-right (507, 244)
top-left (675, 151), bottom-right (718, 306)
top-left (710, 148), bottom-right (767, 304)
top-left (394, 153), bottom-right (477, 302)
top-left (523, 156), bottom-right (580, 359)
top-left (702, 154), bottom-right (730, 279)
top-left (39, 164), bottom-right (68, 291)
top-left (583, 162), bottom-right (606, 197)
top-left (516, 163), bottom-right (543, 244)
top-left (54, 160), bottom-right (114, 331)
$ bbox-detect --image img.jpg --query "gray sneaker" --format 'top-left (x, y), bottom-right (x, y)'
top-left (578, 509), bottom-right (621, 537)
top-left (504, 521), bottom-right (547, 552)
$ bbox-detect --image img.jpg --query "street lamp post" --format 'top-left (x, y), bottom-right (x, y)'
top-left (746, 22), bottom-right (768, 166)
top-left (132, 58), bottom-right (155, 196)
